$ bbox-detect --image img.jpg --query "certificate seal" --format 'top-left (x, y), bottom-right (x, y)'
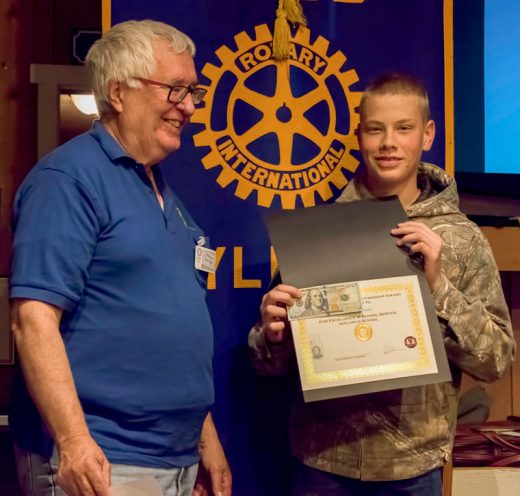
top-left (404, 336), bottom-right (417, 348)
top-left (312, 345), bottom-right (323, 359)
top-left (354, 323), bottom-right (373, 341)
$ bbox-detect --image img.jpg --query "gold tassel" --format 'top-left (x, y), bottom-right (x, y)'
top-left (272, 0), bottom-right (307, 61)
top-left (285, 0), bottom-right (306, 26)
top-left (273, 1), bottom-right (290, 60)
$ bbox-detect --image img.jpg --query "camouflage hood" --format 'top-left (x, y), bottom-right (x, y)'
top-left (409, 163), bottom-right (460, 219)
top-left (336, 162), bottom-right (461, 220)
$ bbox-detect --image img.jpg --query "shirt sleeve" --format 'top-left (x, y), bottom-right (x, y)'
top-left (433, 227), bottom-right (515, 382)
top-left (248, 323), bottom-right (297, 377)
top-left (10, 169), bottom-right (101, 312)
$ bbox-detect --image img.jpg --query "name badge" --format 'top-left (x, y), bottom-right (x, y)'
top-left (195, 246), bottom-right (216, 273)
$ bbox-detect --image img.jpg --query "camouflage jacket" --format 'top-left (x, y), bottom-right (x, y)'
top-left (248, 163), bottom-right (514, 480)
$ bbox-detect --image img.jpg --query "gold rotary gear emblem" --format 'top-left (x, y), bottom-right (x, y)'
top-left (192, 24), bottom-right (362, 209)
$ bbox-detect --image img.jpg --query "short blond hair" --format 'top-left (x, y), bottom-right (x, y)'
top-left (359, 72), bottom-right (431, 122)
top-left (86, 20), bottom-right (196, 115)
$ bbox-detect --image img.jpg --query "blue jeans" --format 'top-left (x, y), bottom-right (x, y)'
top-left (292, 461), bottom-right (443, 496)
top-left (14, 444), bottom-right (198, 496)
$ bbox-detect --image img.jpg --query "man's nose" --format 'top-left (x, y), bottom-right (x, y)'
top-left (177, 92), bottom-right (196, 116)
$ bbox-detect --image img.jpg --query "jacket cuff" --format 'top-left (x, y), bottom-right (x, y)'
top-left (250, 324), bottom-right (293, 357)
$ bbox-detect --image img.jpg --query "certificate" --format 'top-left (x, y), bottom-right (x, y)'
top-left (264, 197), bottom-right (452, 402)
top-left (291, 275), bottom-right (441, 401)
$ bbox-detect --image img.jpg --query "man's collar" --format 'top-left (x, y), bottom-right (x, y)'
top-left (88, 120), bottom-right (133, 164)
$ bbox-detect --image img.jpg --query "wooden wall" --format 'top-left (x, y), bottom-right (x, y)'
top-left (0, 0), bottom-right (100, 406)
top-left (0, 0), bottom-right (100, 274)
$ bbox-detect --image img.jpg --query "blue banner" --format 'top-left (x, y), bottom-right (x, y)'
top-left (109, 1), bottom-right (451, 493)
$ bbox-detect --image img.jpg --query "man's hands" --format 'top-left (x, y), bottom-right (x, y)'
top-left (56, 433), bottom-right (110, 496)
top-left (193, 414), bottom-right (231, 496)
top-left (260, 284), bottom-right (302, 343)
top-left (391, 221), bottom-right (443, 292)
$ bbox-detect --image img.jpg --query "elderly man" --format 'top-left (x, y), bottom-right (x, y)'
top-left (10, 20), bottom-right (230, 496)
top-left (249, 73), bottom-right (514, 496)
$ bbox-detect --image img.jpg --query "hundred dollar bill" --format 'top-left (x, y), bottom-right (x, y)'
top-left (288, 282), bottom-right (361, 321)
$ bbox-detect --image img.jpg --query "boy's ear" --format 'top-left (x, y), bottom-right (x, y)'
top-left (355, 124), bottom-right (361, 149)
top-left (422, 119), bottom-right (435, 151)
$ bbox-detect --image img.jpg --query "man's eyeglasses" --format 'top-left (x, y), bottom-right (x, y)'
top-left (136, 78), bottom-right (207, 105)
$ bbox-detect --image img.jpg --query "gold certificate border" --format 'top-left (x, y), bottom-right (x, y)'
top-left (298, 281), bottom-right (432, 385)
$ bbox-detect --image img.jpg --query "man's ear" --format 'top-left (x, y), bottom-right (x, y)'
top-left (106, 81), bottom-right (124, 113)
top-left (422, 119), bottom-right (435, 151)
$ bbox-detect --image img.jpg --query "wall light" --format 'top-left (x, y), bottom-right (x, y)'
top-left (70, 94), bottom-right (98, 115)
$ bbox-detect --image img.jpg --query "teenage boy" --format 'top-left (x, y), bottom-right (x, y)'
top-left (249, 73), bottom-right (514, 496)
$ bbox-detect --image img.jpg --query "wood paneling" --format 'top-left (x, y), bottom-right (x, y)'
top-left (0, 0), bottom-right (100, 275)
top-left (481, 227), bottom-right (520, 272)
top-left (452, 468), bottom-right (520, 496)
top-left (0, 0), bottom-right (100, 410)
top-left (0, 0), bottom-right (36, 275)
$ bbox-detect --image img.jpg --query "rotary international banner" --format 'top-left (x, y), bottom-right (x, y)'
top-left (107, 1), bottom-right (452, 493)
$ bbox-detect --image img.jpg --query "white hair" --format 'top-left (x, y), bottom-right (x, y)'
top-left (86, 19), bottom-right (196, 115)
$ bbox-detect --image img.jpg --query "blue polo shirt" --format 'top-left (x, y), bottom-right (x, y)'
top-left (10, 121), bottom-right (214, 468)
